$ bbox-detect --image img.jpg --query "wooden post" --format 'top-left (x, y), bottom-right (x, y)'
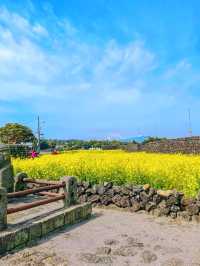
top-left (61, 176), bottom-right (77, 207)
top-left (0, 187), bottom-right (7, 230)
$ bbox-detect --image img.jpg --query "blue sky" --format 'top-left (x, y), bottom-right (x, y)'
top-left (0, 0), bottom-right (200, 139)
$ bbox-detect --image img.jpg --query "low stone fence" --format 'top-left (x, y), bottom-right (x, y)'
top-left (77, 181), bottom-right (200, 222)
top-left (124, 136), bottom-right (200, 154)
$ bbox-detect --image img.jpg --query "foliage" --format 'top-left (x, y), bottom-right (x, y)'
top-left (142, 137), bottom-right (167, 144)
top-left (8, 145), bottom-right (31, 158)
top-left (13, 150), bottom-right (200, 197)
top-left (43, 139), bottom-right (125, 150)
top-left (0, 123), bottom-right (35, 144)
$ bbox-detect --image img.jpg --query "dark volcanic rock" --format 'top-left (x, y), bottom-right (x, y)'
top-left (145, 202), bottom-right (156, 212)
top-left (100, 195), bottom-right (112, 206)
top-left (140, 191), bottom-right (149, 204)
top-left (112, 194), bottom-right (122, 207)
top-left (152, 194), bottom-right (162, 205)
top-left (186, 203), bottom-right (199, 216)
top-left (120, 196), bottom-right (131, 208)
top-left (113, 186), bottom-right (121, 194)
top-left (170, 205), bottom-right (180, 213)
top-left (130, 200), bottom-right (141, 212)
top-left (88, 194), bottom-right (100, 204)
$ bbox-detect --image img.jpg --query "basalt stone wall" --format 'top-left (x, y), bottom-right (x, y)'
top-left (77, 181), bottom-right (200, 222)
top-left (0, 147), bottom-right (14, 192)
top-left (125, 137), bottom-right (200, 154)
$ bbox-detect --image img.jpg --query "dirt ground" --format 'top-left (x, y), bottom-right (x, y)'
top-left (1, 208), bottom-right (200, 266)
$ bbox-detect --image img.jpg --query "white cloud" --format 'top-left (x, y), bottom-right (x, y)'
top-left (0, 6), bottom-right (157, 106)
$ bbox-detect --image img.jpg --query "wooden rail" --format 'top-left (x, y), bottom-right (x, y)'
top-left (7, 194), bottom-right (65, 214)
top-left (8, 183), bottom-right (65, 198)
top-left (0, 176), bottom-right (77, 231)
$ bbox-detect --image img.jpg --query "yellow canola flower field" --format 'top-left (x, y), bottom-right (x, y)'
top-left (12, 150), bottom-right (200, 197)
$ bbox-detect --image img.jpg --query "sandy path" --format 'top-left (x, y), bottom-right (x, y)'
top-left (1, 208), bottom-right (200, 266)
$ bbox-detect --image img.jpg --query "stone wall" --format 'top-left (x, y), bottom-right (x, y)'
top-left (125, 137), bottom-right (200, 154)
top-left (77, 181), bottom-right (200, 222)
top-left (0, 147), bottom-right (14, 192)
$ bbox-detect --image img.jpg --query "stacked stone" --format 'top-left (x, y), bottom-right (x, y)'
top-left (77, 181), bottom-right (200, 222)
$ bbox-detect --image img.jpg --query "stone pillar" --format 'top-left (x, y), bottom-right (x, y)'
top-left (0, 187), bottom-right (7, 230)
top-left (61, 176), bottom-right (77, 207)
top-left (0, 148), bottom-right (14, 192)
top-left (14, 172), bottom-right (28, 192)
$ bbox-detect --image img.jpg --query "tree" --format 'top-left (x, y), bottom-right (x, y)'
top-left (0, 123), bottom-right (35, 144)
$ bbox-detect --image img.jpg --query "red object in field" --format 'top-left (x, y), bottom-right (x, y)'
top-left (52, 150), bottom-right (59, 155)
top-left (31, 150), bottom-right (37, 159)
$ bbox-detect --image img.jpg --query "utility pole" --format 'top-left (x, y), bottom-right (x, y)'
top-left (36, 116), bottom-right (44, 153)
top-left (188, 108), bottom-right (192, 137)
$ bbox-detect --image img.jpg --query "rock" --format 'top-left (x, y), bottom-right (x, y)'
top-left (143, 184), bottom-right (150, 191)
top-left (166, 195), bottom-right (179, 207)
top-left (79, 194), bottom-right (88, 203)
top-left (152, 194), bottom-right (162, 205)
top-left (120, 187), bottom-right (130, 196)
top-left (82, 181), bottom-right (90, 190)
top-left (186, 203), bottom-right (199, 216)
top-left (170, 205), bottom-right (180, 213)
top-left (104, 239), bottom-right (120, 245)
top-left (104, 188), bottom-right (115, 198)
top-left (77, 186), bottom-right (85, 196)
top-left (112, 246), bottom-right (138, 257)
top-left (148, 188), bottom-right (156, 197)
top-left (158, 201), bottom-right (170, 216)
top-left (96, 246), bottom-right (111, 255)
top-left (88, 195), bottom-right (100, 204)
top-left (181, 197), bottom-right (195, 207)
top-left (132, 185), bottom-right (143, 195)
top-left (170, 212), bottom-right (177, 219)
top-left (177, 211), bottom-right (192, 221)
top-left (130, 200), bottom-right (141, 212)
top-left (97, 185), bottom-right (106, 195)
top-left (103, 182), bottom-right (113, 190)
top-left (120, 196), bottom-right (131, 208)
top-left (85, 188), bottom-right (94, 196)
top-left (145, 202), bottom-right (156, 212)
top-left (140, 191), bottom-right (149, 203)
top-left (141, 250), bottom-right (157, 263)
top-left (157, 190), bottom-right (173, 198)
top-left (113, 186), bottom-right (121, 194)
top-left (100, 195), bottom-right (112, 206)
top-left (112, 195), bottom-right (122, 207)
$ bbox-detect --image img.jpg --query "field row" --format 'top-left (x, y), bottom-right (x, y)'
top-left (13, 150), bottom-right (200, 197)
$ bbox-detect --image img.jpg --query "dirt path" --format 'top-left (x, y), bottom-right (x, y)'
top-left (1, 208), bottom-right (200, 266)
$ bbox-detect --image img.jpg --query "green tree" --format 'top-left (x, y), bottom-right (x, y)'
top-left (0, 123), bottom-right (35, 144)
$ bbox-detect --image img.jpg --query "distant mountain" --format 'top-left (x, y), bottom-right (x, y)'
top-left (120, 136), bottom-right (150, 143)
